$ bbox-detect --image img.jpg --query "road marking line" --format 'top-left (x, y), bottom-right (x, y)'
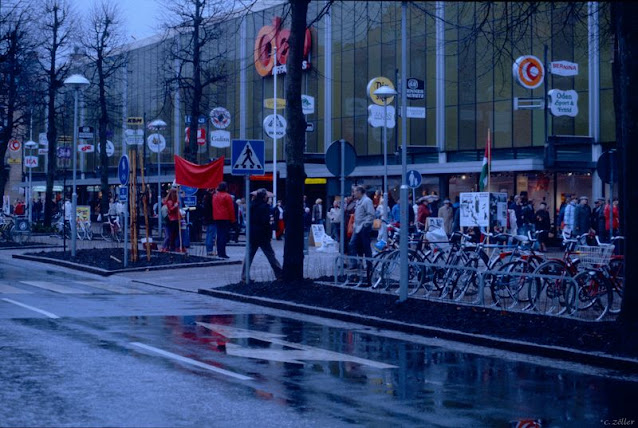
top-left (2, 298), bottom-right (60, 319)
top-left (130, 342), bottom-right (253, 381)
top-left (0, 284), bottom-right (33, 294)
top-left (21, 281), bottom-right (91, 294)
top-left (73, 281), bottom-right (147, 294)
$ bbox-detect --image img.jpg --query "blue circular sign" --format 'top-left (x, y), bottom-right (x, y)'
top-left (118, 155), bottom-right (129, 185)
top-left (181, 185), bottom-right (198, 196)
top-left (406, 169), bottom-right (422, 189)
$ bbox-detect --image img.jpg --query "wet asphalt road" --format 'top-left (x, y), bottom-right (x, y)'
top-left (1, 262), bottom-right (638, 427)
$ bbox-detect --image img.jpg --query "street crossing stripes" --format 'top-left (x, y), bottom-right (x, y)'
top-left (73, 281), bottom-right (147, 294)
top-left (0, 284), bottom-right (33, 294)
top-left (20, 281), bottom-right (91, 294)
top-left (1, 298), bottom-right (60, 319)
top-left (0, 281), bottom-right (147, 295)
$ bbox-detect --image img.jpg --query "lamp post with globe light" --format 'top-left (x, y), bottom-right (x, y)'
top-left (148, 119), bottom-right (167, 242)
top-left (64, 74), bottom-right (90, 257)
top-left (373, 85), bottom-right (398, 227)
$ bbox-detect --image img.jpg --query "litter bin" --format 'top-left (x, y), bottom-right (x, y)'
top-left (180, 220), bottom-right (191, 248)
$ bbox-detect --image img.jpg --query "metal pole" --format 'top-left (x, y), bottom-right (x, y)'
top-left (340, 139), bottom-right (346, 274)
top-left (383, 99), bottom-right (389, 226)
top-left (157, 149), bottom-right (161, 242)
top-left (71, 88), bottom-right (79, 257)
top-left (272, 46), bottom-right (278, 208)
top-left (399, 1), bottom-right (409, 302)
top-left (244, 175), bottom-right (251, 283)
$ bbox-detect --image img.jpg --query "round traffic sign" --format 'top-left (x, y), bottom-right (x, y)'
top-left (406, 169), bottom-right (422, 189)
top-left (513, 55), bottom-right (545, 89)
top-left (325, 139), bottom-right (356, 177)
top-left (8, 139), bottom-right (21, 152)
top-left (118, 155), bottom-right (130, 186)
top-left (96, 140), bottom-right (115, 157)
top-left (597, 150), bottom-right (618, 184)
top-left (147, 133), bottom-right (166, 153)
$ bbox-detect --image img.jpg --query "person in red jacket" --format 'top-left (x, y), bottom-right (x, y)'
top-left (212, 181), bottom-right (235, 259)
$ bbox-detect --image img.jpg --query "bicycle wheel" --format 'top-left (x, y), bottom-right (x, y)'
top-left (439, 254), bottom-right (464, 300)
top-left (101, 223), bottom-right (113, 242)
top-left (370, 251), bottom-right (391, 289)
top-left (490, 260), bottom-right (531, 307)
top-left (572, 270), bottom-right (612, 321)
top-left (453, 257), bottom-right (480, 302)
top-left (528, 260), bottom-right (570, 314)
top-left (10, 225), bottom-right (31, 244)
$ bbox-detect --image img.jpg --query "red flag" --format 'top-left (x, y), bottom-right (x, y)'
top-left (174, 155), bottom-right (224, 189)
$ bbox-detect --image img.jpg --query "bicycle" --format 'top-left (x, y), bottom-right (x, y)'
top-left (565, 241), bottom-right (616, 320)
top-left (101, 215), bottom-right (123, 242)
top-left (77, 218), bottom-right (93, 240)
top-left (607, 236), bottom-right (624, 314)
top-left (0, 214), bottom-right (31, 244)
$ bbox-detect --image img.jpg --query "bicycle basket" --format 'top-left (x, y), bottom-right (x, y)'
top-left (575, 244), bottom-right (615, 268)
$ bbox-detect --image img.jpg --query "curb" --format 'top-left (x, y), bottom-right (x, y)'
top-left (199, 288), bottom-right (638, 372)
top-left (12, 254), bottom-right (241, 276)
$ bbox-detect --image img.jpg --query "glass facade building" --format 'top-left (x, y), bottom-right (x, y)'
top-left (22, 1), bottom-right (613, 223)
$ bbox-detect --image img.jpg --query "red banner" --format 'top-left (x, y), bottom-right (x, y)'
top-left (174, 155), bottom-right (224, 189)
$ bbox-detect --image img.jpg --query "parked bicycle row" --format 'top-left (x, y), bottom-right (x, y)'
top-left (334, 223), bottom-right (624, 321)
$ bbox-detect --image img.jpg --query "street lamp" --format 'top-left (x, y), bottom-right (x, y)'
top-left (64, 74), bottom-right (90, 258)
top-left (148, 119), bottom-right (167, 243)
top-left (24, 140), bottom-right (38, 227)
top-left (373, 85), bottom-right (398, 227)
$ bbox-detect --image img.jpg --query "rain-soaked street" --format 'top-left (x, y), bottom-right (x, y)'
top-left (1, 261), bottom-right (638, 427)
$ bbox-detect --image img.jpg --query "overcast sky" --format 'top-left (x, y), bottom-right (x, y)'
top-left (77, 0), bottom-right (161, 42)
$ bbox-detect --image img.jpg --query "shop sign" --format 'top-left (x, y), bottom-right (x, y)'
top-left (125, 129), bottom-right (144, 145)
top-left (210, 107), bottom-right (231, 129)
top-left (406, 106), bottom-right (426, 119)
top-left (25, 156), bottom-right (38, 168)
top-left (8, 139), bottom-right (20, 152)
top-left (38, 149), bottom-right (48, 155)
top-left (254, 17), bottom-right (312, 77)
top-left (301, 95), bottom-right (315, 114)
top-left (147, 134), bottom-right (166, 153)
top-left (367, 77), bottom-right (395, 106)
top-left (78, 126), bottom-right (94, 139)
top-left (210, 130), bottom-right (231, 148)
top-left (263, 114), bottom-right (286, 139)
top-left (185, 127), bottom-right (207, 145)
top-left (7, 157), bottom-right (21, 164)
top-left (550, 60), bottom-right (579, 76)
top-left (548, 89), bottom-right (579, 117)
top-left (264, 98), bottom-right (286, 110)
top-left (512, 55), bottom-right (545, 89)
top-left (185, 115), bottom-right (207, 125)
top-left (127, 117), bottom-right (144, 125)
top-left (367, 104), bottom-right (396, 128)
top-left (96, 140), bottom-right (115, 157)
top-left (76, 206), bottom-right (91, 222)
top-left (406, 77), bottom-right (425, 100)
top-left (78, 144), bottom-right (94, 153)
top-left (39, 133), bottom-right (48, 146)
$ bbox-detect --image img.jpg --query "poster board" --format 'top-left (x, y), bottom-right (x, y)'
top-left (426, 217), bottom-right (444, 230)
top-left (459, 192), bottom-right (508, 229)
top-left (76, 205), bottom-right (91, 222)
top-left (308, 224), bottom-right (326, 247)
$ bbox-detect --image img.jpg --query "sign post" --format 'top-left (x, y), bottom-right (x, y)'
top-left (232, 139), bottom-right (265, 284)
top-left (118, 155), bottom-right (130, 267)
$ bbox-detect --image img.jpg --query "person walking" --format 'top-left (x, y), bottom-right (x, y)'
top-left (534, 202), bottom-right (551, 252)
top-left (574, 196), bottom-right (592, 237)
top-left (348, 186), bottom-right (375, 279)
top-left (438, 198), bottom-right (454, 236)
top-left (162, 188), bottom-right (181, 252)
top-left (328, 199), bottom-right (341, 241)
top-left (416, 196), bottom-right (431, 231)
top-left (202, 188), bottom-right (217, 256)
top-left (563, 195), bottom-right (578, 237)
top-left (212, 181), bottom-right (235, 259)
top-left (312, 198), bottom-right (324, 226)
top-left (592, 197), bottom-right (606, 239)
top-left (604, 198), bottom-right (620, 238)
top-left (240, 188), bottom-right (283, 283)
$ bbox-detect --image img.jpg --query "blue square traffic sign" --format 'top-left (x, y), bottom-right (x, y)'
top-left (231, 140), bottom-right (265, 175)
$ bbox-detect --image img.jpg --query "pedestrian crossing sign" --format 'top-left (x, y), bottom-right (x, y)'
top-left (231, 139), bottom-right (265, 175)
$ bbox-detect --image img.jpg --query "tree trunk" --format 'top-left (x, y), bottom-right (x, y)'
top-left (98, 51), bottom-right (110, 218)
top-left (283, 0), bottom-right (310, 282)
top-left (613, 2), bottom-right (638, 324)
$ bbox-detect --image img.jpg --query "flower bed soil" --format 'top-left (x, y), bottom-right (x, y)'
top-left (219, 279), bottom-right (638, 360)
top-left (19, 247), bottom-right (237, 273)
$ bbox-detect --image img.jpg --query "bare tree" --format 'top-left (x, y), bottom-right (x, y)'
top-left (0, 1), bottom-right (40, 200)
top-left (38, 0), bottom-right (77, 226)
top-left (159, 0), bottom-right (240, 163)
top-left (81, 0), bottom-right (128, 217)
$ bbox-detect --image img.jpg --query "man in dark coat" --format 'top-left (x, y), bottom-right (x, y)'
top-left (241, 188), bottom-right (283, 282)
top-left (574, 196), bottom-right (592, 237)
